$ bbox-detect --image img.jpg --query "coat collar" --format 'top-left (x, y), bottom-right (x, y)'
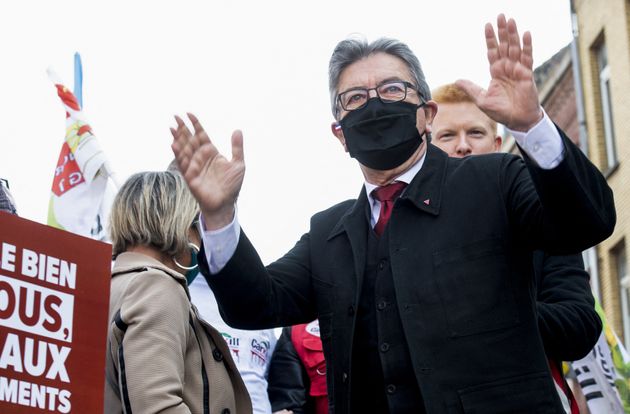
top-left (327, 143), bottom-right (447, 240)
top-left (112, 251), bottom-right (188, 288)
top-left (399, 143), bottom-right (447, 216)
top-left (327, 188), bottom-right (369, 290)
top-left (328, 188), bottom-right (369, 241)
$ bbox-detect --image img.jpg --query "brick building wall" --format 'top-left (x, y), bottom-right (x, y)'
top-left (540, 66), bottom-right (579, 145)
top-left (574, 0), bottom-right (630, 341)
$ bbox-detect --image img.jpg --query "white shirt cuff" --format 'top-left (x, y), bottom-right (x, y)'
top-left (507, 109), bottom-right (565, 169)
top-left (198, 211), bottom-right (240, 274)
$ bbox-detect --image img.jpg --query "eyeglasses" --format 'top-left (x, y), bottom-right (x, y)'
top-left (337, 80), bottom-right (423, 112)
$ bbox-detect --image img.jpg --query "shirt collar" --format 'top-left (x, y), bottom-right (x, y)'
top-left (364, 151), bottom-right (426, 202)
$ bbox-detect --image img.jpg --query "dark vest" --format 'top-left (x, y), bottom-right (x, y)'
top-left (350, 218), bottom-right (425, 414)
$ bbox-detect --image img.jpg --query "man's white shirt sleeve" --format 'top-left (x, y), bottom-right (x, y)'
top-left (507, 109), bottom-right (565, 169)
top-left (199, 212), bottom-right (240, 274)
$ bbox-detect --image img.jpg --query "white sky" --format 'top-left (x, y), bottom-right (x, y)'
top-left (0, 0), bottom-right (573, 263)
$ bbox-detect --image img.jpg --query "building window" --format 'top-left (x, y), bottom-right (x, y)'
top-left (596, 43), bottom-right (618, 170)
top-left (614, 242), bottom-right (629, 346)
top-left (584, 247), bottom-right (602, 304)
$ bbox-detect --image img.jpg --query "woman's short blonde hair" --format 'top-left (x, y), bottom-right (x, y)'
top-left (109, 171), bottom-right (199, 259)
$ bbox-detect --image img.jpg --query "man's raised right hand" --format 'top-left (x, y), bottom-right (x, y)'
top-left (170, 113), bottom-right (245, 230)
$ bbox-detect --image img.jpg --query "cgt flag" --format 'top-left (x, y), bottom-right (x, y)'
top-left (46, 69), bottom-right (116, 241)
top-left (572, 301), bottom-right (629, 413)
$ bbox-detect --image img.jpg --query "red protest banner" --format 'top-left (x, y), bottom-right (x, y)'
top-left (0, 212), bottom-right (111, 413)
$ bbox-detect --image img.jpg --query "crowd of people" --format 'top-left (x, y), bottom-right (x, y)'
top-left (0, 13), bottom-right (617, 414)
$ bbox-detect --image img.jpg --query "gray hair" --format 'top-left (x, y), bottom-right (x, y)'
top-left (108, 171), bottom-right (199, 259)
top-left (328, 36), bottom-right (431, 118)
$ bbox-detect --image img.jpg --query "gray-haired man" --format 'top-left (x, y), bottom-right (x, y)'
top-left (172, 15), bottom-right (615, 414)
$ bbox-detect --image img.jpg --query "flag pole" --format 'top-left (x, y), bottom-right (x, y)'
top-left (74, 54), bottom-right (121, 190)
top-left (73, 53), bottom-right (83, 109)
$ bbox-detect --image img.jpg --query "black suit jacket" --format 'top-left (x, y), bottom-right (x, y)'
top-left (201, 129), bottom-right (615, 414)
top-left (534, 251), bottom-right (601, 361)
top-left (264, 257), bottom-right (601, 413)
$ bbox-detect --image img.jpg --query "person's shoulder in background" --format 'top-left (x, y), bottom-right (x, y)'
top-left (0, 179), bottom-right (17, 215)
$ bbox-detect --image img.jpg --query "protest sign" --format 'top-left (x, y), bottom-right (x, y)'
top-left (0, 212), bottom-right (111, 413)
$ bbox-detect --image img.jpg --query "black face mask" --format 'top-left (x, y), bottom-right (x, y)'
top-left (339, 99), bottom-right (425, 170)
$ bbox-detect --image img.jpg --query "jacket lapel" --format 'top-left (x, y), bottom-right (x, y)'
top-left (400, 144), bottom-right (447, 216)
top-left (328, 188), bottom-right (369, 288)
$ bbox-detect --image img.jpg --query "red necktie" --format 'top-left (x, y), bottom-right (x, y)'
top-left (372, 181), bottom-right (407, 236)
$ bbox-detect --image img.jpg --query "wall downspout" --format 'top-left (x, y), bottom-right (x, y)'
top-left (570, 0), bottom-right (601, 302)
top-left (570, 0), bottom-right (589, 156)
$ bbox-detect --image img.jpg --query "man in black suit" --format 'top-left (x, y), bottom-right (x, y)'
top-left (172, 15), bottom-right (616, 414)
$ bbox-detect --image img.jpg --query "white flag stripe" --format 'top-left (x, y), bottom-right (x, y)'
top-left (573, 332), bottom-right (626, 413)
